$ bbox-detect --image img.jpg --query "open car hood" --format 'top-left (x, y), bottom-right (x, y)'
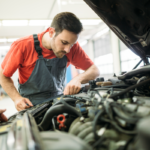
top-left (84, 0), bottom-right (150, 59)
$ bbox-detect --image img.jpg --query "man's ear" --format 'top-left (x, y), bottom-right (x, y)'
top-left (49, 28), bottom-right (55, 38)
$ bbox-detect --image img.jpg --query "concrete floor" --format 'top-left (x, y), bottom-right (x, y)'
top-left (0, 96), bottom-right (18, 118)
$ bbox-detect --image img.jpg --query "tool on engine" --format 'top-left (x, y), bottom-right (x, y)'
top-left (89, 77), bottom-right (105, 89)
top-left (96, 77), bottom-right (104, 82)
top-left (57, 114), bottom-right (66, 130)
top-left (96, 81), bottom-right (113, 86)
top-left (89, 80), bottom-right (96, 89)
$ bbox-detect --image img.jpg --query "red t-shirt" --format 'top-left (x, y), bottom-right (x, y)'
top-left (1, 28), bottom-right (94, 84)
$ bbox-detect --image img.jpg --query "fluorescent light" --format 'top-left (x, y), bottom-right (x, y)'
top-left (0, 21), bottom-right (1, 26)
top-left (29, 20), bottom-right (52, 26)
top-left (7, 38), bottom-right (18, 42)
top-left (2, 20), bottom-right (28, 26)
top-left (57, 0), bottom-right (61, 5)
top-left (0, 46), bottom-right (10, 50)
top-left (58, 0), bottom-right (85, 5)
top-left (81, 19), bottom-right (102, 26)
top-left (1, 19), bottom-right (101, 26)
top-left (61, 1), bottom-right (67, 5)
top-left (94, 27), bottom-right (109, 38)
top-left (0, 38), bottom-right (18, 43)
top-left (62, 1), bottom-right (67, 5)
top-left (68, 0), bottom-right (85, 4)
top-left (0, 38), bottom-right (7, 42)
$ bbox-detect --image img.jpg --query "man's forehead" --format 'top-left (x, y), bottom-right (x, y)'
top-left (60, 38), bottom-right (78, 44)
top-left (58, 31), bottom-right (79, 44)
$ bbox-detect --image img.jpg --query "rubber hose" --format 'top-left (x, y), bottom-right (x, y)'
top-left (101, 118), bottom-right (136, 134)
top-left (110, 102), bottom-right (142, 118)
top-left (112, 106), bottom-right (139, 123)
top-left (53, 98), bottom-right (85, 107)
top-left (92, 136), bottom-right (105, 148)
top-left (109, 78), bottom-right (150, 99)
top-left (93, 108), bottom-right (105, 140)
top-left (38, 104), bottom-right (81, 131)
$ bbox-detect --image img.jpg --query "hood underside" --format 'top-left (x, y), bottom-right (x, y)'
top-left (84, 0), bottom-right (150, 59)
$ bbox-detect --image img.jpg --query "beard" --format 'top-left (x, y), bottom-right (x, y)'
top-left (50, 37), bottom-right (67, 58)
top-left (55, 51), bottom-right (67, 58)
top-left (51, 48), bottom-right (66, 58)
top-left (51, 43), bottom-right (66, 58)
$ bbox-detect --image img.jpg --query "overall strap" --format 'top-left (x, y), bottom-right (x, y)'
top-left (33, 34), bottom-right (42, 56)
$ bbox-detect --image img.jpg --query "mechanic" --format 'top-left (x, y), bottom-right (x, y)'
top-left (0, 109), bottom-right (8, 122)
top-left (0, 12), bottom-right (100, 111)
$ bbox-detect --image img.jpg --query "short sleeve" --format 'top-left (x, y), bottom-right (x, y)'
top-left (1, 41), bottom-right (24, 77)
top-left (67, 42), bottom-right (94, 70)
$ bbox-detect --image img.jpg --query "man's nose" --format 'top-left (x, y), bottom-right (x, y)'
top-left (64, 45), bottom-right (71, 53)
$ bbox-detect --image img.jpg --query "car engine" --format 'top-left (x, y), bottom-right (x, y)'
top-left (1, 0), bottom-right (150, 149)
top-left (1, 61), bottom-right (150, 150)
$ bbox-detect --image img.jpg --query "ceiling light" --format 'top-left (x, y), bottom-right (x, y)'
top-left (61, 1), bottom-right (67, 5)
top-left (1, 19), bottom-right (101, 27)
top-left (80, 19), bottom-right (102, 26)
top-left (57, 0), bottom-right (61, 5)
top-left (29, 20), bottom-right (52, 26)
top-left (7, 38), bottom-right (18, 42)
top-left (0, 38), bottom-right (18, 43)
top-left (0, 46), bottom-right (10, 50)
top-left (0, 38), bottom-right (7, 42)
top-left (2, 20), bottom-right (28, 26)
top-left (68, 0), bottom-right (85, 4)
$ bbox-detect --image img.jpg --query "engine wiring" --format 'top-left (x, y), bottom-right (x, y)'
top-left (59, 95), bottom-right (82, 117)
top-left (31, 76), bottom-right (150, 150)
top-left (109, 77), bottom-right (150, 99)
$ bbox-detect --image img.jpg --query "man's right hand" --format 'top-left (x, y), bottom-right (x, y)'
top-left (0, 109), bottom-right (8, 122)
top-left (14, 97), bottom-right (33, 111)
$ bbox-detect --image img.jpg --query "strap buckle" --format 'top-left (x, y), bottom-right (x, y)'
top-left (33, 34), bottom-right (42, 56)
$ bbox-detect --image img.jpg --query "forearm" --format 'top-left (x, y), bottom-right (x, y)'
top-left (0, 68), bottom-right (21, 102)
top-left (64, 64), bottom-right (99, 95)
top-left (75, 64), bottom-right (100, 84)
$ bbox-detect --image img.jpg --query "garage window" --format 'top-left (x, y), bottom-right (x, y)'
top-left (93, 33), bottom-right (113, 79)
top-left (119, 40), bottom-right (141, 72)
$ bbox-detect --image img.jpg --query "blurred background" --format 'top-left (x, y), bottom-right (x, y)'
top-left (0, 0), bottom-right (141, 117)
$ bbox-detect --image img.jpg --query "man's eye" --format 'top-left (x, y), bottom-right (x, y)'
top-left (62, 41), bottom-right (67, 45)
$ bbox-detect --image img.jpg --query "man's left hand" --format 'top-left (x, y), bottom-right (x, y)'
top-left (63, 65), bottom-right (100, 95)
top-left (64, 78), bottom-right (81, 95)
top-left (0, 109), bottom-right (8, 122)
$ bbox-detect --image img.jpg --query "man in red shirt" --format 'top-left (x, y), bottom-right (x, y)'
top-left (0, 12), bottom-right (100, 111)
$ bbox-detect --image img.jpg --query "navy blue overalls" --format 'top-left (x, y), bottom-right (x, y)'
top-left (18, 34), bottom-right (67, 105)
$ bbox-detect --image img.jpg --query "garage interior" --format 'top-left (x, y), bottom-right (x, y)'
top-left (0, 0), bottom-right (141, 117)
top-left (0, 0), bottom-right (149, 150)
top-left (0, 0), bottom-right (141, 86)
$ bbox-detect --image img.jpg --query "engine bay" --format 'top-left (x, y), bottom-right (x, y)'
top-left (1, 62), bottom-right (150, 150)
top-left (1, 0), bottom-right (150, 150)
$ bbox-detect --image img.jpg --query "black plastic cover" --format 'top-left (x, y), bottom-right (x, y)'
top-left (84, 0), bottom-right (150, 59)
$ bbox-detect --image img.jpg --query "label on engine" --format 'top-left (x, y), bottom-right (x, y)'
top-left (0, 124), bottom-right (11, 134)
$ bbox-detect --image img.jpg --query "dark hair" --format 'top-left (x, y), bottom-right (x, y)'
top-left (51, 12), bottom-right (83, 35)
